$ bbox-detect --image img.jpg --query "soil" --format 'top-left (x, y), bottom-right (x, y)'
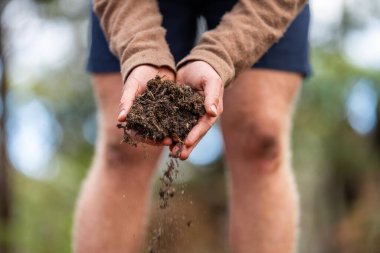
top-left (117, 75), bottom-right (205, 144)
top-left (159, 158), bottom-right (179, 209)
top-left (117, 74), bottom-right (206, 208)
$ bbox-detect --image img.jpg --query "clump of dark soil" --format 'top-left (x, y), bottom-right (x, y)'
top-left (117, 75), bottom-right (205, 144)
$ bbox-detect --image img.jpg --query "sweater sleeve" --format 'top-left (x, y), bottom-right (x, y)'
top-left (177, 0), bottom-right (308, 86)
top-left (93, 0), bottom-right (175, 83)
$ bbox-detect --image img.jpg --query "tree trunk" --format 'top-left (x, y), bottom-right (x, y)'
top-left (0, 1), bottom-right (11, 252)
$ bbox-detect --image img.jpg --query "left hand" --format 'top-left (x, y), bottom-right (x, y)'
top-left (171, 60), bottom-right (224, 160)
top-left (118, 65), bottom-right (175, 146)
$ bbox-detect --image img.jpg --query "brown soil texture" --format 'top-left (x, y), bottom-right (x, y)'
top-left (117, 75), bottom-right (205, 144)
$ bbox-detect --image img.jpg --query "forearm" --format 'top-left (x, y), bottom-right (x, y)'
top-left (178, 0), bottom-right (307, 86)
top-left (93, 0), bottom-right (175, 83)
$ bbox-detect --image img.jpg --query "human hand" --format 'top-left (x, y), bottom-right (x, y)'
top-left (171, 60), bottom-right (224, 159)
top-left (118, 65), bottom-right (175, 145)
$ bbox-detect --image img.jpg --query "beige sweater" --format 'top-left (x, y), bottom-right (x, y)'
top-left (94, 0), bottom-right (307, 86)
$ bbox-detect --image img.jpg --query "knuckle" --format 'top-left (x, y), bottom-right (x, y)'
top-left (213, 97), bottom-right (220, 105)
top-left (187, 135), bottom-right (197, 145)
top-left (200, 75), bottom-right (208, 85)
top-left (119, 100), bottom-right (126, 109)
top-left (205, 119), bottom-right (214, 129)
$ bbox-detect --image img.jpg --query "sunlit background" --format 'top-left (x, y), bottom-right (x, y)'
top-left (0, 0), bottom-right (380, 252)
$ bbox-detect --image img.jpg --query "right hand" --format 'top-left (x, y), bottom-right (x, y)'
top-left (117, 64), bottom-right (175, 145)
top-left (170, 60), bottom-right (224, 160)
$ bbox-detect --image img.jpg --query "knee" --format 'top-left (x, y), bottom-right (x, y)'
top-left (103, 140), bottom-right (139, 167)
top-left (228, 118), bottom-right (286, 173)
top-left (244, 124), bottom-right (282, 169)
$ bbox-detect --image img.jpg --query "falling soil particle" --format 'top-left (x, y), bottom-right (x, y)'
top-left (159, 158), bottom-right (179, 209)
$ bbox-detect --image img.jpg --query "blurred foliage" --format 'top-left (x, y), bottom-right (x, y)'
top-left (0, 0), bottom-right (380, 253)
top-left (293, 50), bottom-right (380, 253)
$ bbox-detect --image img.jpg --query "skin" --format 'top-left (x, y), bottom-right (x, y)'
top-left (73, 63), bottom-right (302, 253)
top-left (117, 65), bottom-right (175, 146)
top-left (171, 61), bottom-right (224, 159)
top-left (73, 73), bottom-right (164, 253)
top-left (222, 69), bottom-right (301, 253)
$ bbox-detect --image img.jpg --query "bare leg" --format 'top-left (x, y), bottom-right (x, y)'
top-left (222, 70), bottom-right (302, 253)
top-left (73, 74), bottom-right (162, 253)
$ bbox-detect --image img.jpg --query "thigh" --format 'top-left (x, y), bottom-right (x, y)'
top-left (221, 70), bottom-right (301, 163)
top-left (87, 11), bottom-right (120, 73)
top-left (92, 74), bottom-right (124, 135)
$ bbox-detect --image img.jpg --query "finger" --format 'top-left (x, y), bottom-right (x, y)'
top-left (170, 135), bottom-right (204, 160)
top-left (170, 143), bottom-right (184, 158)
top-left (180, 141), bottom-right (199, 160)
top-left (184, 114), bottom-right (216, 147)
top-left (137, 137), bottom-right (171, 146)
top-left (126, 130), bottom-right (172, 146)
top-left (171, 85), bottom-right (223, 158)
top-left (176, 101), bottom-right (221, 159)
top-left (132, 137), bottom-right (171, 146)
top-left (142, 136), bottom-right (171, 146)
top-left (203, 77), bottom-right (222, 117)
top-left (170, 138), bottom-right (200, 160)
top-left (162, 137), bottom-right (173, 146)
top-left (118, 80), bottom-right (140, 122)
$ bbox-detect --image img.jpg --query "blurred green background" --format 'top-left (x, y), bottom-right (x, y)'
top-left (0, 0), bottom-right (380, 252)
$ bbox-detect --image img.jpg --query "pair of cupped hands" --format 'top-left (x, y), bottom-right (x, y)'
top-left (117, 60), bottom-right (224, 160)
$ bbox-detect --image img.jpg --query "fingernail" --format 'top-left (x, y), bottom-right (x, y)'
top-left (210, 104), bottom-right (217, 116)
top-left (118, 110), bottom-right (126, 121)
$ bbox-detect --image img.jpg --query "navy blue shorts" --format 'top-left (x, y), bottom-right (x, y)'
top-left (87, 0), bottom-right (311, 77)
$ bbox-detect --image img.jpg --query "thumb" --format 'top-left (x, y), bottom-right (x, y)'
top-left (118, 79), bottom-right (139, 122)
top-left (204, 77), bottom-right (222, 117)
